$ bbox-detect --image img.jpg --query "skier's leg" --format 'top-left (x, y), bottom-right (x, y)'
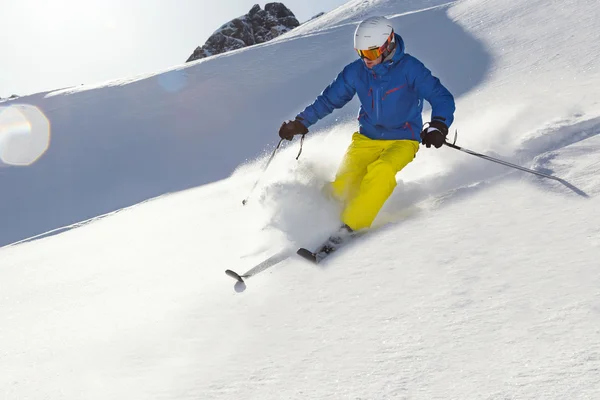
top-left (328, 132), bottom-right (382, 204)
top-left (341, 140), bottom-right (419, 230)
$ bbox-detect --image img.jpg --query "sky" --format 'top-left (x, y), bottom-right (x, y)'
top-left (0, 0), bottom-right (347, 98)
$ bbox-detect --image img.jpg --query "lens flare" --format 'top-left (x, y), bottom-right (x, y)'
top-left (157, 70), bottom-right (188, 93)
top-left (0, 104), bottom-right (51, 166)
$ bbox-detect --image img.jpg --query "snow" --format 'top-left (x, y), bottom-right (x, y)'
top-left (1, 0), bottom-right (600, 398)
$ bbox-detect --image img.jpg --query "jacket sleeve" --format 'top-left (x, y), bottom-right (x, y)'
top-left (406, 57), bottom-right (455, 127)
top-left (296, 64), bottom-right (357, 128)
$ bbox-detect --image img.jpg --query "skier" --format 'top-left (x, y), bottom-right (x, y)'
top-left (279, 16), bottom-right (456, 254)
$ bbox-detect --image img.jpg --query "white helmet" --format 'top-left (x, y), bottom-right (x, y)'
top-left (354, 16), bottom-right (395, 60)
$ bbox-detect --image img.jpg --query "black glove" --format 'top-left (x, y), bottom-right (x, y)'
top-left (279, 118), bottom-right (308, 141)
top-left (420, 120), bottom-right (448, 148)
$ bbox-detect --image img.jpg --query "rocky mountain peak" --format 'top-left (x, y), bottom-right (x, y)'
top-left (186, 3), bottom-right (300, 62)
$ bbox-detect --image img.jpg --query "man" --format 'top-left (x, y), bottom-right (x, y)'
top-left (279, 16), bottom-right (455, 245)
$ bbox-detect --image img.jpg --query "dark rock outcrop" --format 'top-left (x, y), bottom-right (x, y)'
top-left (186, 3), bottom-right (300, 62)
top-left (309, 12), bottom-right (325, 21)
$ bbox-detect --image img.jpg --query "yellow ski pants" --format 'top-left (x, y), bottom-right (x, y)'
top-left (329, 132), bottom-right (419, 231)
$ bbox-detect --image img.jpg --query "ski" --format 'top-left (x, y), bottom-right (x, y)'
top-left (296, 240), bottom-right (348, 264)
top-left (225, 249), bottom-right (292, 283)
top-left (225, 269), bottom-right (245, 282)
top-left (226, 227), bottom-right (360, 281)
top-left (296, 247), bottom-right (318, 263)
top-left (296, 226), bottom-right (357, 264)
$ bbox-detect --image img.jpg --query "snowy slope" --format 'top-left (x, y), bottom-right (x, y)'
top-left (0, 0), bottom-right (491, 247)
top-left (1, 0), bottom-right (600, 399)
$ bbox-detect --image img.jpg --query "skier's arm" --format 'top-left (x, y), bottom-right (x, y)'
top-left (296, 64), bottom-right (357, 128)
top-left (407, 57), bottom-right (455, 127)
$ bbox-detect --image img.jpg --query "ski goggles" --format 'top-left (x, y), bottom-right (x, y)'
top-left (355, 30), bottom-right (395, 61)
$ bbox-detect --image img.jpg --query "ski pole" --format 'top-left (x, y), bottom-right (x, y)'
top-left (443, 141), bottom-right (562, 181)
top-left (242, 139), bottom-right (284, 205)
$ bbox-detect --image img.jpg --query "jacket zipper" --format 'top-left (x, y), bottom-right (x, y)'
top-left (382, 84), bottom-right (407, 100)
top-left (374, 87), bottom-right (381, 120)
top-left (369, 71), bottom-right (383, 120)
top-left (404, 122), bottom-right (416, 140)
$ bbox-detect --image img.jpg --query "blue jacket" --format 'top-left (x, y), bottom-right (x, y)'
top-left (297, 34), bottom-right (455, 141)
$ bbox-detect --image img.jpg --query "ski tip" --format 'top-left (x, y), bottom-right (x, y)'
top-left (296, 248), bottom-right (318, 264)
top-left (225, 269), bottom-right (245, 283)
